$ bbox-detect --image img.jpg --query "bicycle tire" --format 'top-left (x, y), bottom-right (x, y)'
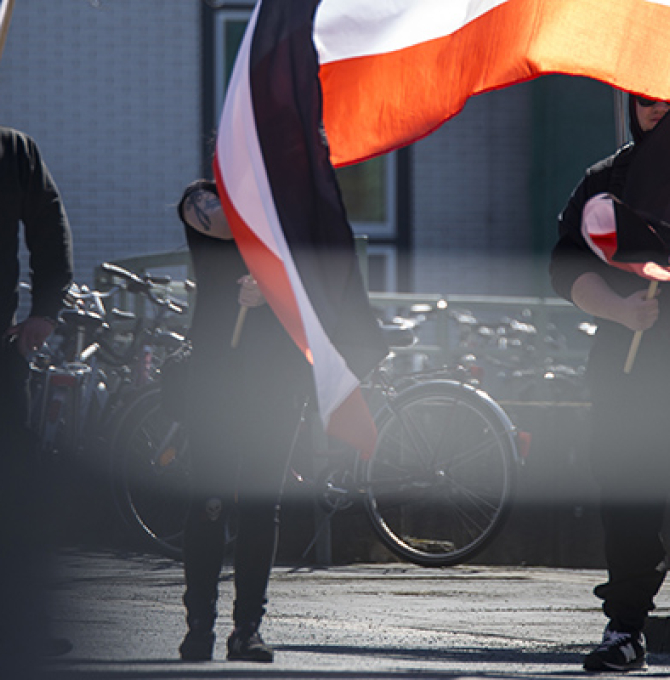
top-left (360, 379), bottom-right (518, 567)
top-left (109, 386), bottom-right (190, 560)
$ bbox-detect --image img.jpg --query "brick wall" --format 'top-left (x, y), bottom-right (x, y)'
top-left (412, 82), bottom-right (537, 296)
top-left (0, 2), bottom-right (610, 304)
top-left (0, 0), bottom-right (202, 287)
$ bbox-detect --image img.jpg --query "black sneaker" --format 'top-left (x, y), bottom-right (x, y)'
top-left (583, 624), bottom-right (647, 672)
top-left (179, 629), bottom-right (215, 662)
top-left (227, 625), bottom-right (273, 663)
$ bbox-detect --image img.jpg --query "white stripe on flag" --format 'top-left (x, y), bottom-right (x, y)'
top-left (317, 0), bottom-right (670, 167)
top-left (315, 0), bottom-right (509, 63)
top-left (217, 5), bottom-right (282, 261)
top-left (216, 3), bottom-right (360, 429)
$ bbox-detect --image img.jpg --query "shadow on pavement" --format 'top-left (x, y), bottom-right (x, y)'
top-left (42, 645), bottom-right (598, 680)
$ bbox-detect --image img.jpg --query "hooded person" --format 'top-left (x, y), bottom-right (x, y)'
top-left (174, 179), bottom-right (312, 664)
top-left (550, 94), bottom-right (670, 673)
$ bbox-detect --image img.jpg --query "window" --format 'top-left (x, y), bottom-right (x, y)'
top-left (336, 157), bottom-right (396, 239)
top-left (210, 10), bottom-right (250, 132)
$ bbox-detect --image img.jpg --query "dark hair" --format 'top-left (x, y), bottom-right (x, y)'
top-left (177, 179), bottom-right (218, 225)
top-left (628, 94), bottom-right (646, 144)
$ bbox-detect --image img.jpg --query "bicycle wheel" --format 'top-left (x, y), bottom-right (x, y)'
top-left (110, 387), bottom-right (190, 559)
top-left (361, 380), bottom-right (518, 567)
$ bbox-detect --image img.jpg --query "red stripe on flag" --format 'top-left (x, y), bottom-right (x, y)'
top-left (327, 384), bottom-right (377, 459)
top-left (320, 0), bottom-right (535, 165)
top-left (214, 0), bottom-right (388, 458)
top-left (215, 148), bottom-right (379, 455)
top-left (589, 233), bottom-right (619, 265)
top-left (589, 233), bottom-right (670, 281)
top-left (213, 154), bottom-right (311, 360)
top-left (217, 150), bottom-right (378, 455)
top-left (318, 0), bottom-right (670, 167)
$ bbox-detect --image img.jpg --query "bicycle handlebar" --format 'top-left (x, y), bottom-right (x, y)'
top-left (49, 263), bottom-right (190, 370)
top-left (101, 262), bottom-right (151, 294)
top-left (99, 262), bottom-right (187, 314)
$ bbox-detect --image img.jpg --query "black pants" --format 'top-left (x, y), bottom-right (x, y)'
top-left (594, 501), bottom-right (666, 631)
top-left (0, 338), bottom-right (51, 677)
top-left (182, 492), bottom-right (283, 628)
top-left (182, 359), bottom-right (304, 630)
top-left (589, 348), bottom-right (670, 632)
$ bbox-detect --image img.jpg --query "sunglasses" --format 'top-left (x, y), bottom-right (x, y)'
top-left (635, 95), bottom-right (670, 107)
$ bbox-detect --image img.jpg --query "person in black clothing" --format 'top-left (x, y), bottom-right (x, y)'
top-left (0, 127), bottom-right (74, 677)
top-left (550, 95), bottom-right (670, 673)
top-left (176, 179), bottom-right (310, 663)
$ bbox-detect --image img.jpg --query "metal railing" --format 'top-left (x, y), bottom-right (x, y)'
top-left (94, 250), bottom-right (593, 383)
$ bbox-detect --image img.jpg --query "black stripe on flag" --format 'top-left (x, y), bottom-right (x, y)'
top-left (248, 0), bottom-right (388, 381)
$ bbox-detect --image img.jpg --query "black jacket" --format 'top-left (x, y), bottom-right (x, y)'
top-left (177, 181), bottom-right (310, 414)
top-left (550, 144), bottom-right (638, 303)
top-left (0, 128), bottom-right (74, 332)
top-left (550, 143), bottom-right (670, 378)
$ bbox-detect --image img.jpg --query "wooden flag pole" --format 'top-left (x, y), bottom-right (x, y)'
top-left (0, 0), bottom-right (15, 63)
top-left (624, 280), bottom-right (658, 373)
top-left (231, 305), bottom-right (248, 349)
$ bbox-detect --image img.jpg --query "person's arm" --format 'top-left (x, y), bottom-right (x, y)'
top-left (6, 316), bottom-right (57, 356)
top-left (571, 271), bottom-right (659, 332)
top-left (7, 132), bottom-right (74, 355)
top-left (178, 180), bottom-right (266, 308)
top-left (550, 159), bottom-right (619, 302)
top-left (20, 133), bottom-right (74, 322)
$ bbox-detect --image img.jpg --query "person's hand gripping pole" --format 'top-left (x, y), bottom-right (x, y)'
top-left (624, 280), bottom-right (658, 373)
top-left (231, 274), bottom-right (266, 348)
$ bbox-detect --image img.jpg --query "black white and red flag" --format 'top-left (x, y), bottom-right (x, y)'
top-left (582, 111), bottom-right (670, 282)
top-left (582, 193), bottom-right (670, 283)
top-left (215, 0), bottom-right (670, 448)
top-left (213, 0), bottom-right (388, 455)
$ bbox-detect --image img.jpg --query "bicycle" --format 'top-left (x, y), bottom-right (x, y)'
top-left (448, 306), bottom-right (590, 404)
top-left (108, 381), bottom-right (191, 559)
top-left (290, 347), bottom-right (525, 568)
top-left (110, 321), bottom-right (527, 567)
top-left (27, 263), bottom-right (187, 537)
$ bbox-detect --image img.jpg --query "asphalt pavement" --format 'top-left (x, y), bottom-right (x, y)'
top-left (39, 547), bottom-right (670, 679)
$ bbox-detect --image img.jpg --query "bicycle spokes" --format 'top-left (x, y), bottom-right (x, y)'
top-left (362, 382), bottom-right (516, 567)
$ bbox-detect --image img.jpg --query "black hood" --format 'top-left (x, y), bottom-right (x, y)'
top-left (627, 94), bottom-right (670, 145)
top-left (623, 111), bottom-right (670, 227)
top-left (628, 94), bottom-right (646, 144)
